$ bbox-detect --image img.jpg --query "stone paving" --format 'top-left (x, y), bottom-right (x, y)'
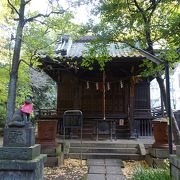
top-left (87, 159), bottom-right (126, 180)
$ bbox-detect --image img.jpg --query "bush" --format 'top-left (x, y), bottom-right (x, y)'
top-left (132, 168), bottom-right (170, 180)
top-left (0, 104), bottom-right (6, 128)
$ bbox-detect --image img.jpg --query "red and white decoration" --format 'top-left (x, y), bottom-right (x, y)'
top-left (107, 82), bottom-right (110, 91)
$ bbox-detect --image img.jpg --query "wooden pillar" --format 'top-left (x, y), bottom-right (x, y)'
top-left (103, 71), bottom-right (106, 120)
top-left (129, 76), bottom-right (136, 139)
top-left (57, 71), bottom-right (61, 115)
top-left (73, 77), bottom-right (82, 109)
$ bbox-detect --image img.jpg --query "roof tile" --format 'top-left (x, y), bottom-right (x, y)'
top-left (56, 37), bottom-right (144, 58)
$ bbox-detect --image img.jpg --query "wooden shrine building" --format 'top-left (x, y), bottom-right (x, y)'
top-left (39, 36), bottom-right (154, 139)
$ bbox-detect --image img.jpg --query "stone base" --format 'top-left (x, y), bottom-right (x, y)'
top-left (0, 144), bottom-right (40, 160)
top-left (170, 145), bottom-right (180, 180)
top-left (152, 142), bottom-right (169, 149)
top-left (45, 155), bottom-right (64, 167)
top-left (41, 144), bottom-right (64, 167)
top-left (146, 148), bottom-right (174, 168)
top-left (170, 155), bottom-right (180, 180)
top-left (41, 144), bottom-right (62, 155)
top-left (149, 148), bottom-right (170, 159)
top-left (3, 127), bottom-right (35, 147)
top-left (176, 145), bottom-right (180, 156)
top-left (0, 154), bottom-right (47, 180)
top-left (146, 155), bottom-right (167, 168)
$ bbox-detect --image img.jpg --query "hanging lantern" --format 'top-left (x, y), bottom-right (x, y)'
top-left (86, 81), bottom-right (89, 89)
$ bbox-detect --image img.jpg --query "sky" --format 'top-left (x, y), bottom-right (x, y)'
top-left (30, 0), bottom-right (92, 25)
top-left (0, 0), bottom-right (95, 64)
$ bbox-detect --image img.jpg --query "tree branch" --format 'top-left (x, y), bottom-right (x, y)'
top-left (127, 0), bottom-right (138, 13)
top-left (146, 0), bottom-right (162, 12)
top-left (133, 0), bottom-right (143, 13)
top-left (25, 13), bottom-right (51, 23)
top-left (24, 10), bottom-right (65, 24)
top-left (25, 0), bottom-right (32, 5)
top-left (7, 0), bottom-right (20, 17)
top-left (133, 0), bottom-right (148, 23)
top-left (33, 19), bottom-right (47, 25)
top-left (14, 18), bottom-right (20, 21)
top-left (147, 0), bottom-right (162, 22)
top-left (18, 59), bottom-right (41, 72)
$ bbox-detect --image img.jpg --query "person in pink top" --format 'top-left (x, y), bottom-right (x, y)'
top-left (20, 97), bottom-right (33, 122)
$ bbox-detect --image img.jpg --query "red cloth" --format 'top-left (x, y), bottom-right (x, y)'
top-left (20, 103), bottom-right (33, 114)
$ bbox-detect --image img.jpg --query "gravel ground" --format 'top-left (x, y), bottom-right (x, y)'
top-left (44, 159), bottom-right (148, 180)
top-left (44, 159), bottom-right (88, 180)
top-left (122, 160), bottom-right (148, 179)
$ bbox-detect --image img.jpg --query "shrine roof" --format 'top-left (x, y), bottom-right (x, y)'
top-left (55, 36), bottom-right (144, 59)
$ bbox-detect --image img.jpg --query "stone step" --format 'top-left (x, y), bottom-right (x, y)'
top-left (66, 152), bottom-right (144, 160)
top-left (87, 174), bottom-right (126, 180)
top-left (87, 159), bottom-right (124, 167)
top-left (69, 147), bottom-right (138, 154)
top-left (69, 133), bottom-right (131, 140)
top-left (70, 142), bottom-right (138, 148)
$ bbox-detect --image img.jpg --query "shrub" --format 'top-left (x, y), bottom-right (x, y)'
top-left (132, 168), bottom-right (170, 180)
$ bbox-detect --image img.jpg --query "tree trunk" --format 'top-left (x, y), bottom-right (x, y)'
top-left (156, 76), bottom-right (180, 144)
top-left (142, 12), bottom-right (180, 144)
top-left (6, 0), bottom-right (25, 124)
top-left (156, 76), bottom-right (167, 107)
top-left (129, 77), bottom-right (136, 138)
top-left (172, 113), bottom-right (180, 144)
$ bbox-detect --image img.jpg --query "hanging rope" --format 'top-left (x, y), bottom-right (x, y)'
top-left (79, 77), bottom-right (129, 84)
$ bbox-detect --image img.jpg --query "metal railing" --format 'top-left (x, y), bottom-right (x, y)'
top-left (151, 106), bottom-right (166, 117)
top-left (134, 108), bottom-right (153, 137)
top-left (133, 107), bottom-right (167, 137)
top-left (63, 110), bottom-right (83, 165)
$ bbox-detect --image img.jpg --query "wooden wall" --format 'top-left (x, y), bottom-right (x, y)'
top-left (57, 71), bottom-right (150, 119)
top-left (134, 81), bottom-right (150, 110)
